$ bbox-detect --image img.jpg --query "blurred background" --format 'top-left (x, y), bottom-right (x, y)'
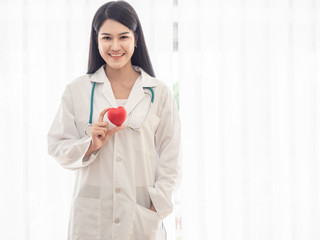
top-left (0, 0), bottom-right (320, 239)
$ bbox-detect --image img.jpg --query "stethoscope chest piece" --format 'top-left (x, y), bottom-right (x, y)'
top-left (84, 124), bottom-right (92, 136)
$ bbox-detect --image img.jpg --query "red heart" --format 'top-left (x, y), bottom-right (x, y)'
top-left (107, 107), bottom-right (127, 126)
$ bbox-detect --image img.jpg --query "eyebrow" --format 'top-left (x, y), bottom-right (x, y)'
top-left (100, 32), bottom-right (130, 36)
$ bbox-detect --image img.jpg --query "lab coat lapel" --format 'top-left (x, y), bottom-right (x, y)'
top-left (101, 81), bottom-right (117, 108)
top-left (125, 77), bottom-right (145, 115)
top-left (90, 66), bottom-right (117, 108)
top-left (90, 65), bottom-right (157, 112)
top-left (125, 66), bottom-right (158, 115)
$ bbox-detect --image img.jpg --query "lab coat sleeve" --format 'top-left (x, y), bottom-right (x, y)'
top-left (47, 85), bottom-right (100, 170)
top-left (148, 85), bottom-right (182, 220)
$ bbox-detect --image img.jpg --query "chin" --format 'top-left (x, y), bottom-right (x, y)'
top-left (106, 64), bottom-right (125, 70)
top-left (106, 61), bottom-right (131, 70)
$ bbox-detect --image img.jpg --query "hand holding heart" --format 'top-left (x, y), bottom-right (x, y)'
top-left (89, 108), bottom-right (124, 151)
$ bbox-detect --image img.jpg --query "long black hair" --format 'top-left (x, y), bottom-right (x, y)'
top-left (87, 1), bottom-right (155, 77)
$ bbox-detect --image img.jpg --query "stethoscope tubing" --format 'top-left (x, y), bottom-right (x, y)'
top-left (89, 82), bottom-right (96, 124)
top-left (144, 87), bottom-right (154, 103)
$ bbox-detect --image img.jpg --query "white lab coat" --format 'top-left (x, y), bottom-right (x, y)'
top-left (48, 65), bottom-right (181, 240)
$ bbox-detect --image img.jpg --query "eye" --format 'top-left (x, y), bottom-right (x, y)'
top-left (120, 36), bottom-right (129, 39)
top-left (102, 36), bottom-right (111, 40)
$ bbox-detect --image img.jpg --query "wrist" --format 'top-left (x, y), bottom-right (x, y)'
top-left (84, 141), bottom-right (99, 159)
top-left (89, 140), bottom-right (102, 151)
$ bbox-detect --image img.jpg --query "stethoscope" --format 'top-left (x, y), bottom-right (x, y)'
top-left (84, 82), bottom-right (154, 136)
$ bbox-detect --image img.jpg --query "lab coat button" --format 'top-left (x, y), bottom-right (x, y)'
top-left (114, 218), bottom-right (120, 223)
top-left (115, 188), bottom-right (121, 193)
top-left (116, 157), bottom-right (121, 162)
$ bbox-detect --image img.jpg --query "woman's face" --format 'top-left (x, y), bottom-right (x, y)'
top-left (97, 19), bottom-right (136, 71)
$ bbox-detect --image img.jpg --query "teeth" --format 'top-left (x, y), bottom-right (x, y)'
top-left (111, 54), bottom-right (124, 57)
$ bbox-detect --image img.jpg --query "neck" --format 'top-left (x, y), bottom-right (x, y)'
top-left (105, 63), bottom-right (138, 83)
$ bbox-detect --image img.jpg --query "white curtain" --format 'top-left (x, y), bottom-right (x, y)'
top-left (0, 0), bottom-right (174, 239)
top-left (179, 0), bottom-right (320, 240)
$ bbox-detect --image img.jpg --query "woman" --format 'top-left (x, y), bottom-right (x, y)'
top-left (47, 1), bottom-right (181, 240)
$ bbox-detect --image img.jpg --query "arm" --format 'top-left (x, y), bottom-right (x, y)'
top-left (83, 142), bottom-right (98, 159)
top-left (148, 86), bottom-right (182, 219)
top-left (47, 85), bottom-right (99, 170)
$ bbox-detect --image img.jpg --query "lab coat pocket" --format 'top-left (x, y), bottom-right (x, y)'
top-left (71, 197), bottom-right (101, 238)
top-left (130, 204), bottom-right (162, 240)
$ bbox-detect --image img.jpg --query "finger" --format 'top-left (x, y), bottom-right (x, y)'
top-left (92, 127), bottom-right (108, 135)
top-left (107, 125), bottom-right (124, 136)
top-left (92, 129), bottom-right (106, 138)
top-left (92, 129), bottom-right (105, 136)
top-left (92, 125), bottom-right (108, 131)
top-left (93, 126), bottom-right (108, 131)
top-left (98, 108), bottom-right (110, 122)
top-left (93, 121), bottom-right (108, 128)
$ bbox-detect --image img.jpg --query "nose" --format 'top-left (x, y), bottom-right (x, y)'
top-left (111, 40), bottom-right (120, 51)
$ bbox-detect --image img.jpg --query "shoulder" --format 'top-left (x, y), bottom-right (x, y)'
top-left (68, 73), bottom-right (91, 88)
top-left (65, 73), bottom-right (93, 95)
top-left (138, 66), bottom-right (172, 95)
top-left (147, 77), bottom-right (176, 112)
top-left (60, 73), bottom-right (92, 101)
top-left (153, 79), bottom-right (173, 101)
top-left (152, 78), bottom-right (169, 91)
top-left (144, 77), bottom-right (174, 108)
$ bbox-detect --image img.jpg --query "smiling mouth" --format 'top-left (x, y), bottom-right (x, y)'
top-left (109, 53), bottom-right (125, 59)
